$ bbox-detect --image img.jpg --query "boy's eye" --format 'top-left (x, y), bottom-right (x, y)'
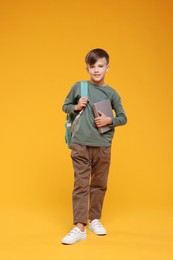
top-left (90, 65), bottom-right (103, 69)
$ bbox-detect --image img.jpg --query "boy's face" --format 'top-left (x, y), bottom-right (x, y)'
top-left (86, 57), bottom-right (109, 86)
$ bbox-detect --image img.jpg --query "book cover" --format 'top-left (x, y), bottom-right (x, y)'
top-left (92, 99), bottom-right (113, 134)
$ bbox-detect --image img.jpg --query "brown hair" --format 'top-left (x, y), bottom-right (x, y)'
top-left (85, 48), bottom-right (109, 65)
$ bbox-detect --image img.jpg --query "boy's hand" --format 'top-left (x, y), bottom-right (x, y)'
top-left (74, 97), bottom-right (89, 111)
top-left (94, 111), bottom-right (112, 127)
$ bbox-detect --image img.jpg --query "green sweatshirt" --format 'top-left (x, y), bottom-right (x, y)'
top-left (62, 81), bottom-right (127, 147)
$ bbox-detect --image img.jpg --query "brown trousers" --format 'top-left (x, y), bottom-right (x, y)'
top-left (71, 144), bottom-right (111, 225)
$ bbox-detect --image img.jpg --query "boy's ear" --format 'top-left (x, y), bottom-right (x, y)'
top-left (106, 65), bottom-right (109, 71)
top-left (86, 67), bottom-right (89, 72)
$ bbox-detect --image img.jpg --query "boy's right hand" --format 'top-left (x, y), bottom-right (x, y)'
top-left (74, 97), bottom-right (89, 111)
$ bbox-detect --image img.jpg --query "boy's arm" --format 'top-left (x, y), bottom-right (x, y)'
top-left (111, 96), bottom-right (127, 127)
top-left (62, 85), bottom-right (80, 115)
top-left (94, 96), bottom-right (127, 128)
top-left (63, 96), bottom-right (88, 114)
top-left (62, 84), bottom-right (89, 114)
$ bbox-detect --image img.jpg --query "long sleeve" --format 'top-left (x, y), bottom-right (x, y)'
top-left (111, 96), bottom-right (127, 127)
top-left (62, 84), bottom-right (80, 115)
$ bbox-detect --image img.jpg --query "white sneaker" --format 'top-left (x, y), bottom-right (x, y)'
top-left (61, 227), bottom-right (87, 244)
top-left (89, 219), bottom-right (107, 235)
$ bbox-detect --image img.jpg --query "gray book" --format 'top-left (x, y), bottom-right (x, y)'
top-left (93, 99), bottom-right (113, 134)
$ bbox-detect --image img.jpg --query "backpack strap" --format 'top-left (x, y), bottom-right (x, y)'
top-left (71, 81), bottom-right (88, 134)
top-left (80, 81), bottom-right (88, 97)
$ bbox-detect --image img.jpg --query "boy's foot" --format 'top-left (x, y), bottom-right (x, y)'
top-left (61, 227), bottom-right (87, 244)
top-left (89, 219), bottom-right (107, 235)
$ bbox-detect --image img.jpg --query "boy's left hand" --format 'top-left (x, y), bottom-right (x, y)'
top-left (94, 111), bottom-right (112, 127)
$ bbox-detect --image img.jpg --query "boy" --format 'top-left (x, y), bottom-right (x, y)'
top-left (61, 48), bottom-right (127, 244)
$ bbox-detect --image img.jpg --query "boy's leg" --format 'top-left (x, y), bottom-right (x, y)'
top-left (71, 144), bottom-right (91, 225)
top-left (89, 146), bottom-right (111, 221)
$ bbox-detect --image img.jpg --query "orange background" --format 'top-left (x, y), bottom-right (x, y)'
top-left (0, 0), bottom-right (173, 259)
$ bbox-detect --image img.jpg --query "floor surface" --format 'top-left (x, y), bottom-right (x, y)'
top-left (1, 206), bottom-right (173, 260)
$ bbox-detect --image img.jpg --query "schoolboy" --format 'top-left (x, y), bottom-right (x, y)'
top-left (61, 48), bottom-right (127, 244)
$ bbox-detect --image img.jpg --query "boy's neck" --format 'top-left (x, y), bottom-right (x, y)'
top-left (89, 79), bottom-right (106, 86)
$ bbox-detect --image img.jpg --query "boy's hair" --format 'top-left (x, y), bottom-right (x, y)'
top-left (85, 48), bottom-right (109, 65)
